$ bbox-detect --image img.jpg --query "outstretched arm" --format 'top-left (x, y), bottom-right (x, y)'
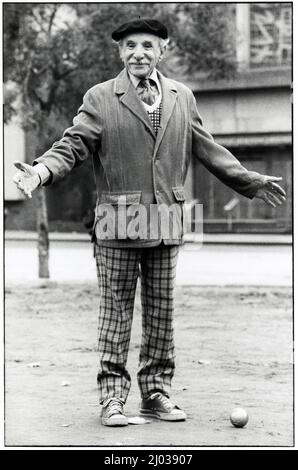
top-left (13, 88), bottom-right (103, 197)
top-left (254, 176), bottom-right (286, 207)
top-left (13, 161), bottom-right (41, 199)
top-left (189, 92), bottom-right (286, 203)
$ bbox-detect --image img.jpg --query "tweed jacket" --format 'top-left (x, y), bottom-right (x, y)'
top-left (34, 68), bottom-right (265, 247)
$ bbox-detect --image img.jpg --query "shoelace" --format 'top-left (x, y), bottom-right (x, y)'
top-left (104, 398), bottom-right (124, 417)
top-left (150, 392), bottom-right (173, 411)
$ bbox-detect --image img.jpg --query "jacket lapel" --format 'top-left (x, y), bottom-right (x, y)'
top-left (114, 69), bottom-right (156, 139)
top-left (153, 71), bottom-right (178, 158)
top-left (113, 68), bottom-right (178, 149)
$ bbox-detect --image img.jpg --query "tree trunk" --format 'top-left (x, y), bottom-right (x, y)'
top-left (29, 128), bottom-right (50, 279)
top-left (36, 184), bottom-right (50, 278)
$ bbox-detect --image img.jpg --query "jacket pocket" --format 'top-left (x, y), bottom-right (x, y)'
top-left (95, 191), bottom-right (143, 241)
top-left (100, 191), bottom-right (142, 205)
top-left (172, 186), bottom-right (186, 202)
top-left (171, 186), bottom-right (186, 239)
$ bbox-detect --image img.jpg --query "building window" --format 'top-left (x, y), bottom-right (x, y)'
top-left (250, 3), bottom-right (292, 68)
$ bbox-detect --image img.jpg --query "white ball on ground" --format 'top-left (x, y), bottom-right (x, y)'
top-left (230, 407), bottom-right (249, 428)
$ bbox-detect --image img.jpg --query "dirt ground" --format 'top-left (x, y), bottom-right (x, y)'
top-left (4, 281), bottom-right (293, 448)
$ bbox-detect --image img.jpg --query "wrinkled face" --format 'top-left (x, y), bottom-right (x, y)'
top-left (119, 32), bottom-right (163, 78)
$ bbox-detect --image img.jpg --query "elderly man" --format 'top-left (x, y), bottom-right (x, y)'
top-left (13, 19), bottom-right (286, 427)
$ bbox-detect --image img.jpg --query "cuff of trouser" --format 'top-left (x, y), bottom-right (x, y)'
top-left (33, 163), bottom-right (51, 185)
top-left (99, 396), bottom-right (126, 405)
top-left (142, 390), bottom-right (170, 400)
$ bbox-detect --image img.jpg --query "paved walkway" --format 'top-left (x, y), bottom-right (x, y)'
top-left (5, 234), bottom-right (292, 286)
top-left (5, 230), bottom-right (292, 245)
top-left (5, 283), bottom-right (293, 447)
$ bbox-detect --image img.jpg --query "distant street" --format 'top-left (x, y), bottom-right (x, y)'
top-left (5, 238), bottom-right (292, 286)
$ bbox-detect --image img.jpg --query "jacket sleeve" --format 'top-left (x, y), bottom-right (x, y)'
top-left (190, 92), bottom-right (265, 199)
top-left (33, 89), bottom-right (103, 184)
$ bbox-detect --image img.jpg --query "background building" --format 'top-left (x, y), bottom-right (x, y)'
top-left (4, 2), bottom-right (292, 234)
top-left (184, 3), bottom-right (292, 233)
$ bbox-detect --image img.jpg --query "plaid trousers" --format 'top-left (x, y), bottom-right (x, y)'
top-left (95, 243), bottom-right (180, 404)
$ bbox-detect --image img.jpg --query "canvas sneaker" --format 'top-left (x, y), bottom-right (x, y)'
top-left (101, 398), bottom-right (128, 427)
top-left (140, 392), bottom-right (187, 421)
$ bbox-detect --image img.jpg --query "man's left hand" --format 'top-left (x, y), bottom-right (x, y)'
top-left (255, 176), bottom-right (286, 207)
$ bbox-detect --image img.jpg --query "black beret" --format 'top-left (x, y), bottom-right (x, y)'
top-left (112, 18), bottom-right (168, 41)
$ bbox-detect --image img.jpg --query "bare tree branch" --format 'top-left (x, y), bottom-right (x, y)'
top-left (23, 53), bottom-right (34, 101)
top-left (31, 10), bottom-right (48, 33)
top-left (30, 86), bottom-right (47, 109)
top-left (55, 66), bottom-right (78, 80)
top-left (32, 64), bottom-right (49, 76)
top-left (48, 4), bottom-right (58, 34)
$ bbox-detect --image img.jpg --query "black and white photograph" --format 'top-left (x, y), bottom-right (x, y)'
top-left (2, 1), bottom-right (294, 450)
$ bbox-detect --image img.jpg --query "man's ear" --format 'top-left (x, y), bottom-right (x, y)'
top-left (118, 43), bottom-right (124, 62)
top-left (158, 44), bottom-right (167, 62)
top-left (158, 50), bottom-right (165, 62)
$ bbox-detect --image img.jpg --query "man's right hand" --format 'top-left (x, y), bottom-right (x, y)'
top-left (13, 161), bottom-right (41, 199)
